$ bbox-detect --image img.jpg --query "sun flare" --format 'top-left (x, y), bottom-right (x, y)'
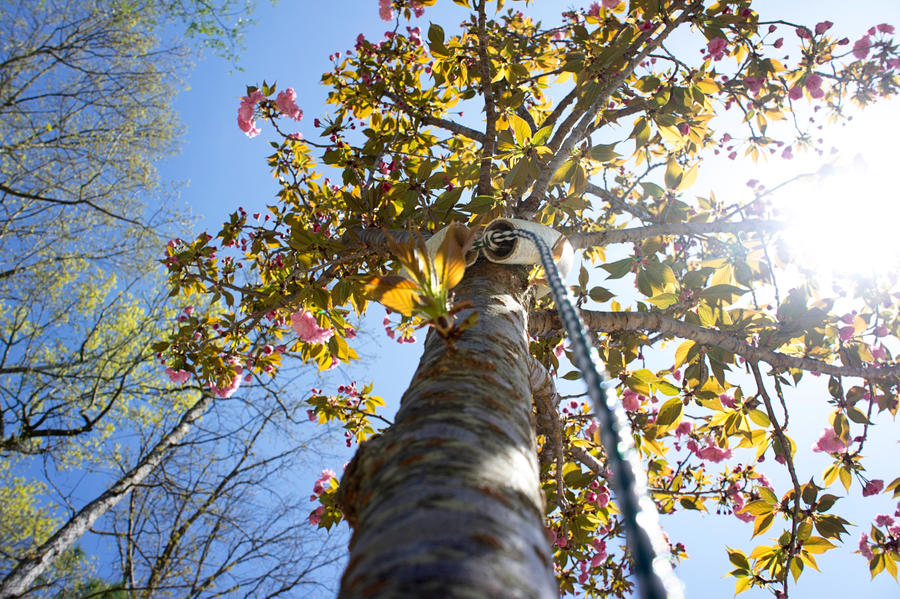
top-left (780, 101), bottom-right (900, 279)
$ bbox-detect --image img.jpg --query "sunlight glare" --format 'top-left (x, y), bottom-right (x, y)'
top-left (781, 103), bottom-right (900, 278)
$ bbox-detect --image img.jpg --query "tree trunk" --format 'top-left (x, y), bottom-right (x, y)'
top-left (338, 260), bottom-right (557, 598)
top-left (0, 394), bottom-right (214, 599)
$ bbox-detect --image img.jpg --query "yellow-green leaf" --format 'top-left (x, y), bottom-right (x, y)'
top-left (508, 113), bottom-right (532, 145)
top-left (656, 397), bottom-right (683, 429)
top-left (664, 157), bottom-right (683, 189)
top-left (433, 223), bottom-right (473, 291)
top-left (364, 276), bottom-right (422, 316)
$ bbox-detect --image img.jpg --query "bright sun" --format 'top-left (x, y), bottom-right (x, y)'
top-left (778, 100), bottom-right (900, 279)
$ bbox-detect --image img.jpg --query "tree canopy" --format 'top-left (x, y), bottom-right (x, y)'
top-left (0, 1), bottom-right (340, 596)
top-left (159, 0), bottom-right (900, 597)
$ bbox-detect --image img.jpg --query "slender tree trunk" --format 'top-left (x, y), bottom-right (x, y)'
top-left (338, 260), bottom-right (557, 598)
top-left (0, 394), bottom-right (214, 599)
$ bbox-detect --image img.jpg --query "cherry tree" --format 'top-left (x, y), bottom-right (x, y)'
top-left (161, 0), bottom-right (900, 597)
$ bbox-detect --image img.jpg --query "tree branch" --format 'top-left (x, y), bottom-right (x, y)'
top-left (475, 0), bottom-right (497, 196)
top-left (566, 219), bottom-right (785, 250)
top-left (0, 394), bottom-right (216, 599)
top-left (518, 2), bottom-right (700, 217)
top-left (751, 362), bottom-right (802, 598)
top-left (381, 90), bottom-right (486, 143)
top-left (529, 309), bottom-right (900, 380)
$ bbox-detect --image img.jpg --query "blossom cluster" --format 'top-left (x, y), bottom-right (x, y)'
top-left (383, 314), bottom-right (416, 343)
top-left (859, 508), bottom-right (900, 562)
top-left (236, 86), bottom-right (303, 138)
top-left (378, 0), bottom-right (424, 22)
top-left (291, 310), bottom-right (334, 344)
top-left (308, 468), bottom-right (337, 525)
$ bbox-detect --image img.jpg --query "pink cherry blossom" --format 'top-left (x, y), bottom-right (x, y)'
top-left (326, 355), bottom-right (339, 370)
top-left (853, 35), bottom-right (872, 59)
top-left (308, 505), bottom-right (325, 526)
top-left (877, 23), bottom-right (895, 34)
top-left (744, 76), bottom-right (764, 95)
top-left (602, 0), bottom-right (620, 8)
top-left (275, 88), bottom-right (303, 121)
top-left (410, 1), bottom-right (425, 17)
top-left (584, 419), bottom-right (599, 440)
top-left (858, 533), bottom-right (874, 560)
top-left (876, 514), bottom-right (895, 527)
top-left (291, 311), bottom-right (334, 344)
top-left (590, 539), bottom-right (608, 565)
top-left (237, 90), bottom-right (264, 138)
top-left (815, 21), bottom-right (833, 35)
top-left (165, 368), bottom-right (191, 384)
top-left (812, 428), bottom-right (846, 453)
top-left (621, 388), bottom-right (643, 411)
top-left (805, 73), bottom-right (825, 99)
top-left (863, 479), bottom-right (884, 497)
top-left (378, 0), bottom-right (393, 21)
top-left (719, 393), bottom-right (736, 409)
top-left (707, 37), bottom-right (727, 61)
top-left (596, 490), bottom-right (610, 508)
top-left (839, 326), bottom-right (855, 341)
top-left (788, 85), bottom-right (803, 100)
top-left (675, 421), bottom-right (692, 437)
top-left (805, 73), bottom-right (823, 91)
top-left (781, 146), bottom-right (793, 160)
top-left (696, 441), bottom-right (732, 463)
top-left (586, 2), bottom-right (601, 16)
top-left (210, 371), bottom-right (242, 398)
top-left (553, 342), bottom-right (565, 357)
top-left (731, 490), bottom-right (755, 522)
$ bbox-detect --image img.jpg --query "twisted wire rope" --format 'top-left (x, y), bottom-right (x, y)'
top-left (480, 227), bottom-right (684, 599)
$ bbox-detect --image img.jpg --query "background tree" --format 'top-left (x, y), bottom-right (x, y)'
top-left (161, 0), bottom-right (900, 597)
top-left (95, 379), bottom-right (343, 598)
top-left (0, 1), bottom-right (339, 596)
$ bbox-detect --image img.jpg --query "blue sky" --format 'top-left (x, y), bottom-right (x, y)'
top-left (160, 1), bottom-right (900, 597)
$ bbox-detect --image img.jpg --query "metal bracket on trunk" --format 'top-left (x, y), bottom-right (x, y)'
top-left (479, 218), bottom-right (574, 297)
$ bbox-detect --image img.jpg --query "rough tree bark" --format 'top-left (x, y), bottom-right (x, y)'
top-left (338, 259), bottom-right (557, 598)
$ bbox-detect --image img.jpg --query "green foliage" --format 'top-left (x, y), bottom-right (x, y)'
top-left (0, 0), bottom-right (266, 593)
top-left (165, 1), bottom-right (900, 597)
